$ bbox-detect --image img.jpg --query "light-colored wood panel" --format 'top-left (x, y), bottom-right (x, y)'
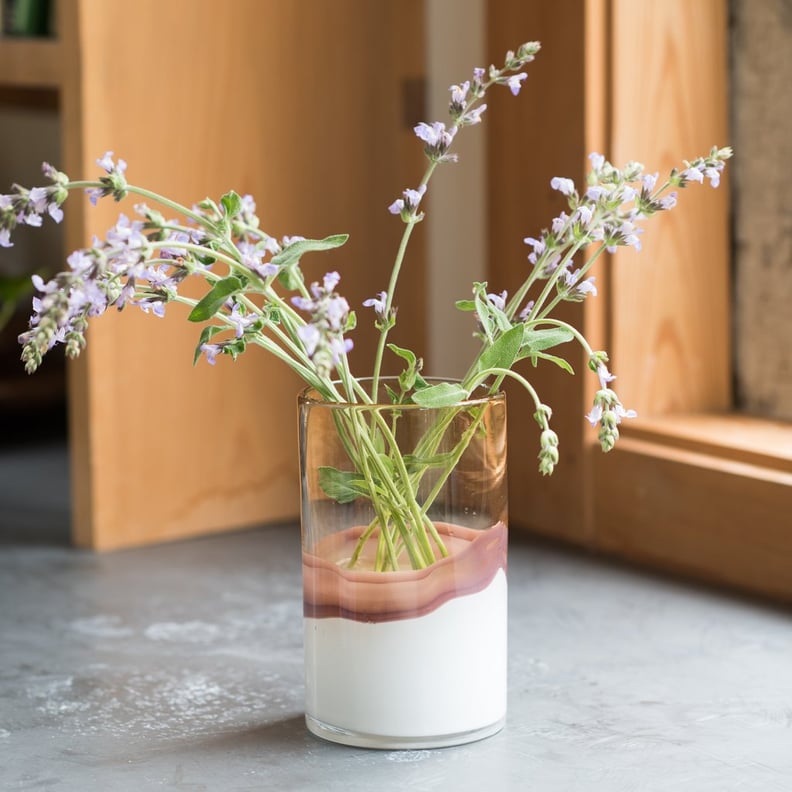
top-left (593, 435), bottom-right (792, 602)
top-left (0, 38), bottom-right (62, 89)
top-left (626, 414), bottom-right (792, 474)
top-left (609, 0), bottom-right (731, 416)
top-left (65, 0), bottom-right (426, 549)
top-left (486, 0), bottom-right (590, 542)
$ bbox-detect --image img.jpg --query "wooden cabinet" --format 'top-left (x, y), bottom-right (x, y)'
top-left (1, 0), bottom-right (426, 549)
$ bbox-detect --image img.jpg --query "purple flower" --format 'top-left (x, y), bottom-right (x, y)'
top-left (551, 212), bottom-right (569, 235)
top-left (486, 290), bottom-right (508, 311)
top-left (31, 274), bottom-right (57, 294)
top-left (619, 220), bottom-right (643, 251)
top-left (574, 205), bottom-right (594, 226)
top-left (585, 404), bottom-right (603, 427)
top-left (388, 184), bottom-right (426, 217)
top-left (414, 121), bottom-right (452, 147)
top-left (518, 301), bottom-right (535, 321)
top-left (159, 230), bottom-right (192, 259)
top-left (292, 272), bottom-right (353, 376)
top-left (642, 172), bottom-right (659, 193)
top-left (66, 250), bottom-right (93, 275)
top-left (465, 104), bottom-right (487, 125)
top-left (323, 271), bottom-right (341, 293)
top-left (239, 242), bottom-right (277, 278)
top-left (0, 229), bottom-right (12, 248)
top-left (96, 151), bottom-right (127, 175)
top-left (596, 362), bottom-right (616, 389)
top-left (682, 166), bottom-right (704, 184)
top-left (363, 291), bottom-right (388, 318)
top-left (505, 73), bottom-right (527, 95)
top-left (297, 323), bottom-right (320, 357)
top-left (588, 152), bottom-right (605, 172)
top-left (450, 81), bottom-right (470, 105)
top-left (564, 270), bottom-right (597, 299)
top-left (550, 177), bottom-right (576, 196)
top-left (200, 343), bottom-right (221, 365)
top-left (138, 300), bottom-right (166, 318)
top-left (28, 187), bottom-right (49, 213)
top-left (704, 167), bottom-right (721, 188)
top-left (413, 122), bottom-right (456, 162)
top-left (229, 303), bottom-right (257, 338)
top-left (523, 235), bottom-right (546, 266)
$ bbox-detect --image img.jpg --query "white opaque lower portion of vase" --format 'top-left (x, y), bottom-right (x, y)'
top-left (303, 569), bottom-right (508, 749)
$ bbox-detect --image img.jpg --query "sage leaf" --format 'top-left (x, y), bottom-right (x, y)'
top-left (220, 190), bottom-right (243, 217)
top-left (411, 382), bottom-right (469, 408)
top-left (521, 326), bottom-right (574, 355)
top-left (478, 324), bottom-right (524, 374)
top-left (533, 351), bottom-right (574, 374)
top-left (188, 276), bottom-right (244, 322)
top-left (270, 234), bottom-right (349, 268)
top-left (318, 466), bottom-right (369, 504)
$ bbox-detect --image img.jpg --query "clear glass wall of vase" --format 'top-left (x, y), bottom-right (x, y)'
top-left (298, 380), bottom-right (508, 749)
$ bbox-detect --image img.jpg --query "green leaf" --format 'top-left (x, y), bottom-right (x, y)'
top-left (411, 381), bottom-right (469, 408)
top-left (220, 190), bottom-right (243, 217)
top-left (521, 326), bottom-right (575, 355)
top-left (193, 325), bottom-right (224, 364)
top-left (188, 276), bottom-right (243, 322)
top-left (277, 265), bottom-right (304, 291)
top-left (474, 291), bottom-right (493, 339)
top-left (387, 344), bottom-right (422, 397)
top-left (223, 336), bottom-right (247, 361)
top-left (478, 324), bottom-right (524, 374)
top-left (318, 466), bottom-right (369, 504)
top-left (533, 351), bottom-right (574, 374)
top-left (386, 343), bottom-right (417, 369)
top-left (455, 299), bottom-right (476, 311)
top-left (270, 234), bottom-right (349, 268)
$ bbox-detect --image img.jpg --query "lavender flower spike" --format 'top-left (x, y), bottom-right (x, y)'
top-left (291, 272), bottom-right (354, 377)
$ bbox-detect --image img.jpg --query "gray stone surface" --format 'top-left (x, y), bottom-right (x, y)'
top-left (1, 523), bottom-right (792, 791)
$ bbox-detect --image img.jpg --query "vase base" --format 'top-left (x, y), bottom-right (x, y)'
top-left (304, 713), bottom-right (506, 750)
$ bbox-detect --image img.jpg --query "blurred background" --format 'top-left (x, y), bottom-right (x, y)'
top-left (0, 0), bottom-right (788, 601)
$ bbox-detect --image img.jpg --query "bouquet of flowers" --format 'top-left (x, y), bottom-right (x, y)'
top-left (2, 41), bottom-right (731, 572)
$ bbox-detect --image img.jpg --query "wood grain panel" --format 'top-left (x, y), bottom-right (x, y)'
top-left (608, 0), bottom-right (731, 416)
top-left (593, 436), bottom-right (792, 603)
top-left (63, 0), bottom-right (426, 548)
top-left (486, 0), bottom-right (590, 542)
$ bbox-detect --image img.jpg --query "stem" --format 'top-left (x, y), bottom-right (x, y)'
top-left (67, 180), bottom-right (207, 226)
top-left (370, 164), bottom-right (437, 398)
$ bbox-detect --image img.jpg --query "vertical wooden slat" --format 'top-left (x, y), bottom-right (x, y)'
top-left (486, 1), bottom-right (590, 542)
top-left (608, 0), bottom-right (731, 416)
top-left (64, 0), bottom-right (426, 549)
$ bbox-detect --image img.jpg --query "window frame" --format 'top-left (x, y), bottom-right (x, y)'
top-left (487, 0), bottom-right (792, 602)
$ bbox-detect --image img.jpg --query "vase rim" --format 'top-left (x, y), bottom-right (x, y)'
top-left (298, 377), bottom-right (505, 410)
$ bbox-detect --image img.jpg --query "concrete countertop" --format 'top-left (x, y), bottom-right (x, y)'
top-left (1, 522), bottom-right (791, 791)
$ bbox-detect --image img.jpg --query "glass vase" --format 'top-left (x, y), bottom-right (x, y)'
top-left (298, 381), bottom-right (508, 749)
